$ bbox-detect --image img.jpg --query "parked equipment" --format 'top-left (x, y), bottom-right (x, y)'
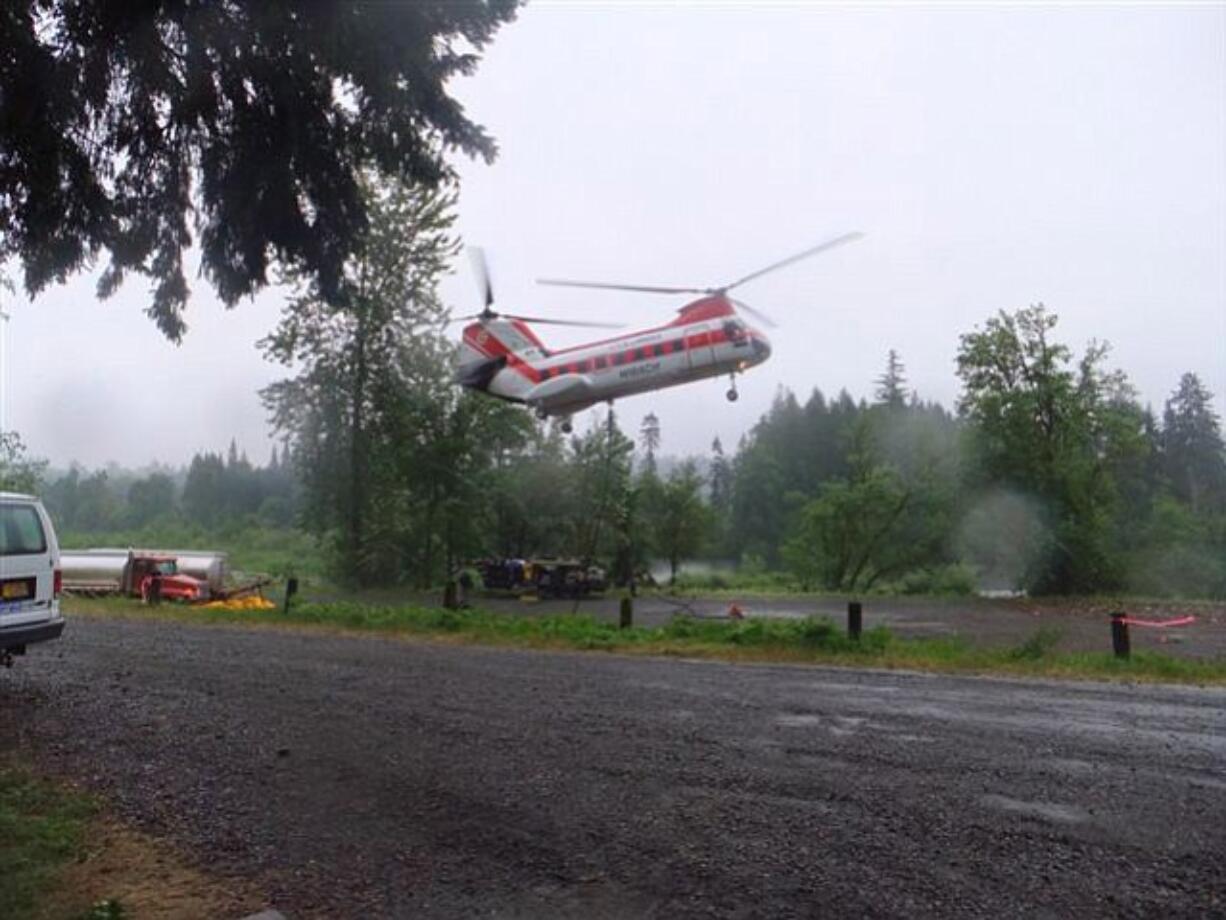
top-left (61, 549), bottom-right (223, 600)
top-left (474, 557), bottom-right (607, 599)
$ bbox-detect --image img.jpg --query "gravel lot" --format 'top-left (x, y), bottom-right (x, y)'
top-left (2, 617), bottom-right (1224, 918)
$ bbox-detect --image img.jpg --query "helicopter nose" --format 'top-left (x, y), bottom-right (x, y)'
top-left (752, 334), bottom-right (772, 362)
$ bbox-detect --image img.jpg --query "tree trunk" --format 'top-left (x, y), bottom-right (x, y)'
top-left (422, 482), bottom-right (438, 589)
top-left (349, 310), bottom-right (370, 577)
top-left (847, 492), bottom-right (911, 590)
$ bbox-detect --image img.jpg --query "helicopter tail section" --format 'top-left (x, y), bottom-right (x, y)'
top-left (456, 319), bottom-right (548, 400)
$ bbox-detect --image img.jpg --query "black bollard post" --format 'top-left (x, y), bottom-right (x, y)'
top-left (848, 600), bottom-right (862, 641)
top-left (443, 580), bottom-right (458, 610)
top-left (620, 596), bottom-right (634, 630)
top-left (283, 577), bottom-right (299, 614)
top-left (1110, 611), bottom-right (1130, 660)
top-left (146, 575), bottom-right (162, 606)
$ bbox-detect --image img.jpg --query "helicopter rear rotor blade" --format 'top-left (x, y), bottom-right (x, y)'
top-left (722, 232), bottom-right (864, 293)
top-left (536, 278), bottom-right (706, 295)
top-left (502, 313), bottom-right (625, 329)
top-left (468, 246), bottom-right (495, 309)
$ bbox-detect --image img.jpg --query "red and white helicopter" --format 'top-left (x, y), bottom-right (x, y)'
top-left (454, 233), bottom-right (862, 432)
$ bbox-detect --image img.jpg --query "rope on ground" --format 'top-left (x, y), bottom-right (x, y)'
top-left (1118, 615), bottom-right (1196, 629)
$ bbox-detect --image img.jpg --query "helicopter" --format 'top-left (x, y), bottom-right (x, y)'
top-left (454, 232), bottom-right (862, 433)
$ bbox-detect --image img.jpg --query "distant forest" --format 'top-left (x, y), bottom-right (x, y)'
top-left (3, 303), bottom-right (1224, 600)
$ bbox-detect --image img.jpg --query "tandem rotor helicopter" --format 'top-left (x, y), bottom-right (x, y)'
top-left (453, 232), bottom-right (863, 433)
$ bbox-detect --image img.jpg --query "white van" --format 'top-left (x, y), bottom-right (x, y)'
top-left (0, 492), bottom-right (65, 664)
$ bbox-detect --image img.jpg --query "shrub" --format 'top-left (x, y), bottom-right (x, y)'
top-left (890, 564), bottom-right (978, 596)
top-left (1008, 627), bottom-right (1064, 661)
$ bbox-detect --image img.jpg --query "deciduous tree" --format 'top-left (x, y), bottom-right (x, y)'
top-left (956, 305), bottom-right (1145, 593)
top-left (0, 431), bottom-right (45, 493)
top-left (649, 461), bottom-right (711, 585)
top-left (262, 174), bottom-right (461, 582)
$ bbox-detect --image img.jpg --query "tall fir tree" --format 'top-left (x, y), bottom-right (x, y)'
top-left (639, 413), bottom-right (661, 474)
top-left (1161, 372), bottom-right (1226, 514)
top-left (875, 349), bottom-right (908, 409)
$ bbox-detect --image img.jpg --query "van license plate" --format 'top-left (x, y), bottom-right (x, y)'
top-left (1, 580), bottom-right (33, 600)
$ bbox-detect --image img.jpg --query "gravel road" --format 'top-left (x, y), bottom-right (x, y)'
top-left (2, 617), bottom-right (1224, 918)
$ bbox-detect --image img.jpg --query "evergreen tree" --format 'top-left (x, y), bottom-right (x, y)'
top-left (182, 452), bottom-right (226, 528)
top-left (875, 349), bottom-right (908, 409)
top-left (125, 473), bottom-right (176, 528)
top-left (639, 413), bottom-right (661, 474)
top-left (1161, 373), bottom-right (1226, 514)
top-left (0, 1), bottom-right (521, 339)
top-left (709, 437), bottom-right (733, 516)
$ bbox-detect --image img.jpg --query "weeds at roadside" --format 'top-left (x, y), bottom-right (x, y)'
top-left (1008, 627), bottom-right (1065, 661)
top-left (0, 767), bottom-right (97, 920)
top-left (78, 900), bottom-right (127, 920)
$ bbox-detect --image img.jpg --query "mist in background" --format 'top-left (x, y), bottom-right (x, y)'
top-left (0, 3), bottom-right (1221, 468)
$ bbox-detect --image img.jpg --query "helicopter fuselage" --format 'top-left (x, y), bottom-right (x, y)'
top-left (457, 295), bottom-right (771, 418)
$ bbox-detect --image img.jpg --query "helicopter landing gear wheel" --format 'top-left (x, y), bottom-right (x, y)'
top-left (535, 406), bottom-right (548, 421)
top-left (727, 374), bottom-right (739, 402)
top-left (561, 418), bottom-right (573, 434)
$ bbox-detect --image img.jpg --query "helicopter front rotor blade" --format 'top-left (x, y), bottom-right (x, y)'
top-left (729, 298), bottom-right (778, 329)
top-left (722, 232), bottom-right (863, 293)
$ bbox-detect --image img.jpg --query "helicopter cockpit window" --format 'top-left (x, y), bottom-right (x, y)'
top-left (724, 320), bottom-right (748, 346)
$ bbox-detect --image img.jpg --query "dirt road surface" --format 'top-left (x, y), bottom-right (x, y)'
top-left (3, 617), bottom-right (1223, 918)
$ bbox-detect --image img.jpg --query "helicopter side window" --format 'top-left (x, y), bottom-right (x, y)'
top-left (724, 320), bottom-right (748, 346)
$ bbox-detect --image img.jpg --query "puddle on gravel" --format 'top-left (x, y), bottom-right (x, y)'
top-left (980, 794), bottom-right (1089, 824)
top-left (776, 713), bottom-right (824, 728)
top-left (775, 713), bottom-right (934, 745)
top-left (1044, 757), bottom-right (1100, 775)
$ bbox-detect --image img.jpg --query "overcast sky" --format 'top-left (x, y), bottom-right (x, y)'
top-left (1, 2), bottom-right (1223, 468)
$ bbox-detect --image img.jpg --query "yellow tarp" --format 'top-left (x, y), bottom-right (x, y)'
top-left (198, 595), bottom-right (277, 611)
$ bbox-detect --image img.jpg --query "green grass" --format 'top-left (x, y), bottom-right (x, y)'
top-left (64, 596), bottom-right (1226, 685)
top-left (0, 767), bottom-right (98, 920)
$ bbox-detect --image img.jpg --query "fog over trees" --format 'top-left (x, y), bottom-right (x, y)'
top-left (8, 310), bottom-right (1224, 599)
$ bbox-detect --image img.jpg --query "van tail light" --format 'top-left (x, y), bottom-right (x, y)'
top-left (53, 569), bottom-right (63, 598)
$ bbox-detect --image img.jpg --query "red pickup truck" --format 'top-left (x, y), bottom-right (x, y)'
top-left (135, 556), bottom-right (208, 603)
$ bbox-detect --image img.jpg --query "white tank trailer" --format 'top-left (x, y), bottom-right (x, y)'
top-left (60, 549), bottom-right (229, 595)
